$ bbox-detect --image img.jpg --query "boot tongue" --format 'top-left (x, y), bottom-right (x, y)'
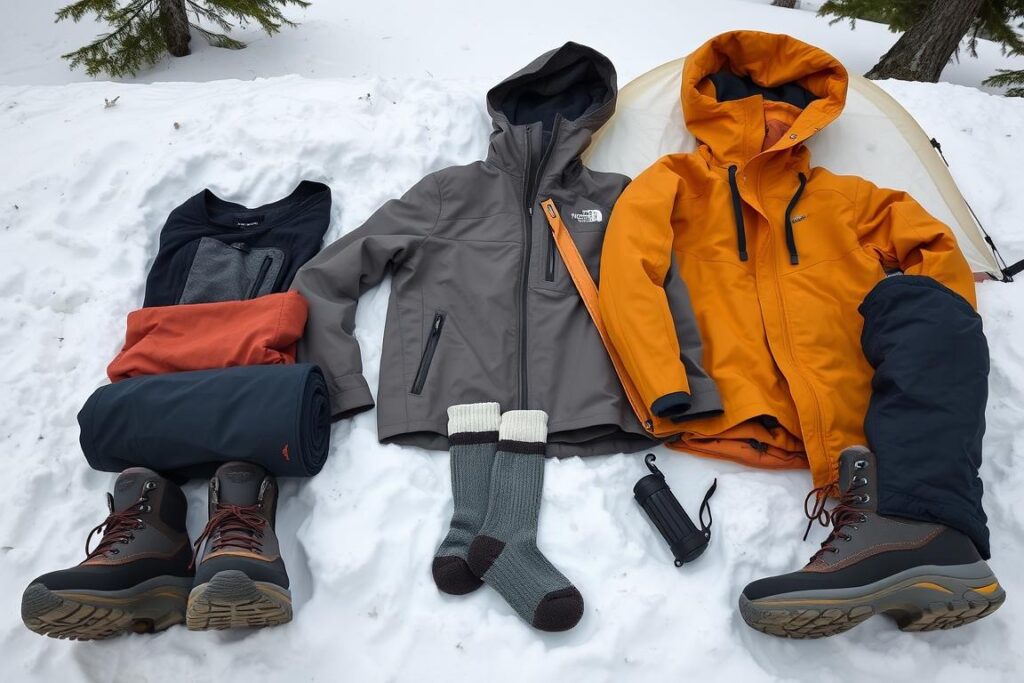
top-left (111, 467), bottom-right (162, 511)
top-left (213, 462), bottom-right (267, 507)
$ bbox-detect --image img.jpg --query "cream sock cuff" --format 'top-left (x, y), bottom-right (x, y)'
top-left (447, 403), bottom-right (502, 435)
top-left (498, 410), bottom-right (548, 444)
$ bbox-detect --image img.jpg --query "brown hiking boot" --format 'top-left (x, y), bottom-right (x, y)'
top-left (187, 461), bottom-right (292, 630)
top-left (739, 446), bottom-right (1005, 638)
top-left (21, 468), bottom-right (194, 640)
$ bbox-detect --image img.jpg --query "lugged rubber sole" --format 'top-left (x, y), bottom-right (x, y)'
top-left (21, 580), bottom-right (190, 641)
top-left (739, 568), bottom-right (1006, 639)
top-left (187, 570), bottom-right (292, 630)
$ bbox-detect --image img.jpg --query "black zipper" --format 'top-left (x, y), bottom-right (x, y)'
top-left (246, 254), bottom-right (273, 299)
top-left (545, 229), bottom-right (556, 281)
top-left (518, 126), bottom-right (534, 409)
top-left (518, 121), bottom-right (561, 408)
top-left (411, 312), bottom-right (445, 395)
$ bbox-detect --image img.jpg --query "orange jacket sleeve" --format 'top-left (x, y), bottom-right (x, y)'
top-left (856, 181), bottom-right (977, 307)
top-left (599, 164), bottom-right (693, 418)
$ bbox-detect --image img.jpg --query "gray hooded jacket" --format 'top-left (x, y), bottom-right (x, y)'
top-left (294, 43), bottom-right (714, 456)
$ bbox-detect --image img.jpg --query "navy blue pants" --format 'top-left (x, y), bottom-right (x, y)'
top-left (79, 364), bottom-right (332, 480)
top-left (860, 275), bottom-right (990, 558)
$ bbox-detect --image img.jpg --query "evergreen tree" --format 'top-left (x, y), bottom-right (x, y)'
top-left (819, 0), bottom-right (1024, 95)
top-left (55, 0), bottom-right (310, 77)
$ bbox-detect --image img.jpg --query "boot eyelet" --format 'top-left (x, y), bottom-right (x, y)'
top-left (144, 481), bottom-right (158, 491)
top-left (860, 514), bottom-right (868, 523)
top-left (852, 476), bottom-right (868, 487)
top-left (854, 459), bottom-right (868, 469)
top-left (141, 504), bottom-right (152, 512)
top-left (110, 548), bottom-right (120, 555)
top-left (860, 494), bottom-right (870, 504)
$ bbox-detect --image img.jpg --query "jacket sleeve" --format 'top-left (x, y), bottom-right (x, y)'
top-left (599, 165), bottom-right (694, 419)
top-left (855, 181), bottom-right (977, 308)
top-left (292, 174), bottom-right (443, 420)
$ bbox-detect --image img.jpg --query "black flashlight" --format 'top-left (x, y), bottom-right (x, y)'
top-left (633, 454), bottom-right (717, 567)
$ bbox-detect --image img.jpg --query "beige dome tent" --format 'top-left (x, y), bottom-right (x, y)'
top-left (584, 58), bottom-right (1010, 279)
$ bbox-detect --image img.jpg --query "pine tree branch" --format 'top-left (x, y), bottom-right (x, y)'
top-left (59, 0), bottom-right (155, 48)
top-left (191, 23), bottom-right (246, 49)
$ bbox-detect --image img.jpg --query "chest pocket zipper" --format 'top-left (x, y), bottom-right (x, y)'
top-left (411, 312), bottom-right (446, 395)
top-left (545, 229), bottom-right (556, 281)
top-left (246, 255), bottom-right (274, 299)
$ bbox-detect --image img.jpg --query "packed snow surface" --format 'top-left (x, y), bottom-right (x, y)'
top-left (2, 2), bottom-right (1024, 682)
top-left (1, 71), bottom-right (1022, 683)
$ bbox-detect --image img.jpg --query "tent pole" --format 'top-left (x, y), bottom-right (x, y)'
top-left (929, 138), bottom-right (1015, 282)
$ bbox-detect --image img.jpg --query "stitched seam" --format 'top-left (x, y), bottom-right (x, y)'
top-left (815, 527), bottom-right (944, 572)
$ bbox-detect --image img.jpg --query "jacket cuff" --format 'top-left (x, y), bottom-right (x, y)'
top-left (329, 373), bottom-right (375, 420)
top-left (651, 391), bottom-right (692, 419)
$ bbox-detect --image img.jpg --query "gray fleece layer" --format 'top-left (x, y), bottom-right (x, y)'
top-left (294, 42), bottom-right (720, 456)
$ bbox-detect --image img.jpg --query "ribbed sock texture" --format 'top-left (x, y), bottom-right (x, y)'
top-left (467, 410), bottom-right (584, 631)
top-left (432, 403), bottom-right (501, 595)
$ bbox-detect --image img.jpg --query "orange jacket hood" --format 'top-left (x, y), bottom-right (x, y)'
top-left (682, 30), bottom-right (848, 168)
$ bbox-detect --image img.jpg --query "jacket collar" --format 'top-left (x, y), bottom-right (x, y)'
top-left (681, 30), bottom-right (848, 173)
top-left (485, 42), bottom-right (618, 180)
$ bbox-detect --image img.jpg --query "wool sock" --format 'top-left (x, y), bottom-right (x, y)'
top-left (432, 402), bottom-right (501, 595)
top-left (467, 410), bottom-right (584, 632)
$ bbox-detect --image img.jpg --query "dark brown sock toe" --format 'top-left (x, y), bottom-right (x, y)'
top-left (532, 586), bottom-right (584, 632)
top-left (431, 556), bottom-right (483, 595)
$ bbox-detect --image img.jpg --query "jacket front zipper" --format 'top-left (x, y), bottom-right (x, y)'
top-left (411, 312), bottom-right (445, 395)
top-left (246, 254), bottom-right (274, 299)
top-left (518, 121), bottom-right (561, 407)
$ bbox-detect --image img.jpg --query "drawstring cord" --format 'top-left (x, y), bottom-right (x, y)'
top-left (726, 168), bottom-right (807, 265)
top-left (784, 172), bottom-right (807, 265)
top-left (727, 165), bottom-right (748, 261)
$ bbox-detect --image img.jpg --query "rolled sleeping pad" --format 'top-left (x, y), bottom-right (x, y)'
top-left (78, 363), bottom-right (331, 479)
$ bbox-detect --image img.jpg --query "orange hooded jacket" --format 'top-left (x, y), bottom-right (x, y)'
top-left (598, 31), bottom-right (976, 488)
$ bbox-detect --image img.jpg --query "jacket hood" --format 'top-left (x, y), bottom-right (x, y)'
top-left (486, 42), bottom-right (618, 174)
top-left (682, 31), bottom-right (848, 167)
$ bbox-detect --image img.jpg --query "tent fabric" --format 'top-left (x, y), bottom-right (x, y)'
top-left (584, 58), bottom-right (1002, 276)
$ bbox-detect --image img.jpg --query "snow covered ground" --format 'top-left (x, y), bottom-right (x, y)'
top-left (5, 0), bottom-right (1024, 89)
top-left (2, 2), bottom-right (1024, 683)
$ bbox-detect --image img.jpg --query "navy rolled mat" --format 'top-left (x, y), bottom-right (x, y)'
top-left (78, 363), bottom-right (331, 479)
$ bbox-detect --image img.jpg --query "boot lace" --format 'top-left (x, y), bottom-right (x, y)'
top-left (802, 483), bottom-right (837, 541)
top-left (84, 484), bottom-right (155, 560)
top-left (189, 504), bottom-right (266, 569)
top-left (804, 463), bottom-right (871, 563)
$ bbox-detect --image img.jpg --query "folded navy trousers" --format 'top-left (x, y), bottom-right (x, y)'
top-left (860, 275), bottom-right (990, 558)
top-left (79, 364), bottom-right (331, 479)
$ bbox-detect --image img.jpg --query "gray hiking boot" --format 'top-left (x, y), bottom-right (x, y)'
top-left (739, 446), bottom-right (1005, 638)
top-left (187, 461), bottom-right (292, 630)
top-left (21, 468), bottom-right (194, 640)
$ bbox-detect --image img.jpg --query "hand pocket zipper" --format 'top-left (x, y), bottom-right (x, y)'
top-left (411, 312), bottom-right (446, 395)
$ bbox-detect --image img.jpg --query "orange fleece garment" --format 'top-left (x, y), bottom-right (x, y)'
top-left (107, 290), bottom-right (308, 382)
